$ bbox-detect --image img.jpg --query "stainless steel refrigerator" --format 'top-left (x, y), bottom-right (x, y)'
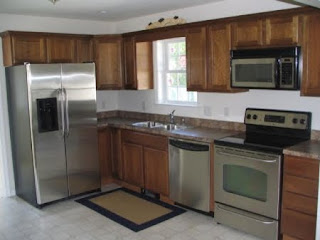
top-left (6, 63), bottom-right (100, 206)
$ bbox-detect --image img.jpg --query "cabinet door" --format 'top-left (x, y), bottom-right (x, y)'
top-left (207, 23), bottom-right (245, 93)
top-left (110, 128), bottom-right (123, 180)
top-left (232, 19), bottom-right (264, 48)
top-left (186, 26), bottom-right (207, 91)
top-left (76, 38), bottom-right (93, 63)
top-left (144, 147), bottom-right (169, 196)
top-left (123, 37), bottom-right (137, 89)
top-left (136, 42), bottom-right (154, 89)
top-left (94, 36), bottom-right (123, 90)
top-left (301, 13), bottom-right (320, 96)
top-left (10, 34), bottom-right (47, 65)
top-left (122, 142), bottom-right (144, 187)
top-left (98, 128), bottom-right (112, 186)
top-left (47, 36), bottom-right (76, 63)
top-left (265, 15), bottom-right (301, 46)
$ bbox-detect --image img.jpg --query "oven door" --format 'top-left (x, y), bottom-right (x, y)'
top-left (231, 58), bottom-right (277, 89)
top-left (214, 145), bottom-right (281, 219)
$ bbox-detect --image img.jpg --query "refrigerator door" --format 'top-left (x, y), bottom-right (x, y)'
top-left (27, 64), bottom-right (69, 205)
top-left (61, 63), bottom-right (100, 196)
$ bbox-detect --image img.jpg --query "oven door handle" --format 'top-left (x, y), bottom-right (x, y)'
top-left (216, 203), bottom-right (276, 225)
top-left (216, 150), bottom-right (278, 163)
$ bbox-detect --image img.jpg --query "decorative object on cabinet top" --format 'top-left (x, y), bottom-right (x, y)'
top-left (146, 16), bottom-right (186, 30)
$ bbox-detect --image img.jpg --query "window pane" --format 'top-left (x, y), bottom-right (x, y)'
top-left (177, 87), bottom-right (188, 101)
top-left (168, 41), bottom-right (186, 71)
top-left (167, 87), bottom-right (178, 101)
top-left (178, 73), bottom-right (186, 87)
top-left (188, 92), bottom-right (197, 102)
top-left (167, 73), bottom-right (178, 87)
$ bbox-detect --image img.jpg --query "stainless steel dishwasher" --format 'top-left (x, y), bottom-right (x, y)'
top-left (169, 138), bottom-right (210, 212)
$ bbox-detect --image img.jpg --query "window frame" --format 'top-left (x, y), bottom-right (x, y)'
top-left (155, 37), bottom-right (197, 106)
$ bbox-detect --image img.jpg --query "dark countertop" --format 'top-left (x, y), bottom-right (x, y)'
top-left (284, 140), bottom-right (320, 161)
top-left (98, 117), bottom-right (239, 143)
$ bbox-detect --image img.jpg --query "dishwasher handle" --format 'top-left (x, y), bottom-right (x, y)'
top-left (169, 139), bottom-right (209, 151)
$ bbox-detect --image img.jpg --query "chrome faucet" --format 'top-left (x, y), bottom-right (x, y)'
top-left (169, 110), bottom-right (176, 124)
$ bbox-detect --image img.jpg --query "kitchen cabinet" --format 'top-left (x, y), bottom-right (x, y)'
top-left (207, 23), bottom-right (246, 93)
top-left (110, 128), bottom-right (123, 180)
top-left (76, 38), bottom-right (93, 63)
top-left (121, 130), bottom-right (169, 196)
top-left (94, 35), bottom-right (123, 90)
top-left (232, 18), bottom-right (264, 48)
top-left (301, 12), bottom-right (320, 96)
top-left (231, 14), bottom-right (302, 49)
top-left (1, 31), bottom-right (47, 66)
top-left (47, 36), bottom-right (76, 63)
top-left (281, 155), bottom-right (319, 240)
top-left (186, 26), bottom-right (207, 91)
top-left (123, 37), bottom-right (154, 90)
top-left (98, 128), bottom-right (112, 186)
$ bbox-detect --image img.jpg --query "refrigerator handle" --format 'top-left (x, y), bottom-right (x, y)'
top-left (58, 89), bottom-right (65, 138)
top-left (63, 88), bottom-right (70, 137)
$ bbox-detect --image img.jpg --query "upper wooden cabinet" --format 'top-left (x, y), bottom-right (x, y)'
top-left (301, 12), bottom-right (320, 96)
top-left (186, 26), bottom-right (207, 91)
top-left (1, 32), bottom-right (47, 66)
top-left (232, 14), bottom-right (302, 49)
top-left (207, 23), bottom-right (245, 93)
top-left (265, 15), bottom-right (302, 46)
top-left (94, 35), bottom-right (123, 90)
top-left (123, 37), bottom-right (154, 90)
top-left (232, 19), bottom-right (264, 48)
top-left (76, 38), bottom-right (93, 63)
top-left (1, 31), bottom-right (93, 66)
top-left (47, 36), bottom-right (76, 63)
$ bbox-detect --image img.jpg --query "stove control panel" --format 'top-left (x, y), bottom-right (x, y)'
top-left (245, 109), bottom-right (311, 130)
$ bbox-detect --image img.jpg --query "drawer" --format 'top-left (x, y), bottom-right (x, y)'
top-left (284, 155), bottom-right (319, 180)
top-left (283, 174), bottom-right (318, 198)
top-left (122, 130), bottom-right (168, 151)
top-left (282, 191), bottom-right (317, 216)
top-left (281, 208), bottom-right (316, 240)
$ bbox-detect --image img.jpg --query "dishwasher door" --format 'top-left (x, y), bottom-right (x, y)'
top-left (169, 138), bottom-right (210, 212)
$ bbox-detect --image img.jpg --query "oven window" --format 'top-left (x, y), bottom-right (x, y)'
top-left (223, 165), bottom-right (267, 202)
top-left (235, 64), bottom-right (273, 83)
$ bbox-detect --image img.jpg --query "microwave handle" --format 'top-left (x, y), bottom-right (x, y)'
top-left (275, 58), bottom-right (281, 88)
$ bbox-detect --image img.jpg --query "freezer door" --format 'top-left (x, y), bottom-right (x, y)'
top-left (61, 63), bottom-right (100, 196)
top-left (28, 64), bottom-right (69, 205)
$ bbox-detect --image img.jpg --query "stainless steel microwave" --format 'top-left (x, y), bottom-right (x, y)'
top-left (231, 47), bottom-right (301, 90)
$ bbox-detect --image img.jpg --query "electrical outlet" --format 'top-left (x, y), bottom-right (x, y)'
top-left (204, 106), bottom-right (212, 116)
top-left (142, 101), bottom-right (146, 111)
top-left (101, 101), bottom-right (106, 109)
top-left (224, 107), bottom-right (230, 117)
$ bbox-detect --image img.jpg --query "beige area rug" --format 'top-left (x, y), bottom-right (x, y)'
top-left (76, 188), bottom-right (186, 232)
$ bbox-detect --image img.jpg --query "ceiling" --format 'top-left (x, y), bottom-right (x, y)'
top-left (290, 0), bottom-right (320, 8)
top-left (0, 0), bottom-right (225, 22)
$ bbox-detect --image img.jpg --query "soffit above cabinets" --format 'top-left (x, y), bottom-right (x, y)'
top-left (286, 0), bottom-right (320, 8)
top-left (0, 0), bottom-right (224, 21)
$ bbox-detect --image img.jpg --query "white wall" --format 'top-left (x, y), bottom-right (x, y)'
top-left (115, 0), bottom-right (320, 131)
top-left (116, 0), bottom-right (298, 33)
top-left (0, 14), bottom-right (118, 197)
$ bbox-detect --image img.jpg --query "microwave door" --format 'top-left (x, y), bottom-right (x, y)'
top-left (231, 58), bottom-right (277, 89)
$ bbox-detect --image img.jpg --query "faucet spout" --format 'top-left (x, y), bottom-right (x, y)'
top-left (169, 110), bottom-right (176, 124)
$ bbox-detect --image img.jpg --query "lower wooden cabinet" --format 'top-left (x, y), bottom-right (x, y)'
top-left (98, 128), bottom-right (112, 186)
top-left (121, 130), bottom-right (169, 196)
top-left (281, 155), bottom-right (319, 240)
top-left (144, 147), bottom-right (169, 196)
top-left (123, 142), bottom-right (144, 187)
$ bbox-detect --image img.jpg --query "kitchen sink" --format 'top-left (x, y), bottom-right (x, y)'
top-left (131, 121), bottom-right (165, 128)
top-left (131, 121), bottom-right (188, 131)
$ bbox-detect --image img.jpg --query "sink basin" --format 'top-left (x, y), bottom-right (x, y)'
top-left (131, 121), bottom-right (189, 131)
top-left (131, 121), bottom-right (165, 128)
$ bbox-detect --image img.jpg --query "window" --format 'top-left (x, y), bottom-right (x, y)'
top-left (155, 38), bottom-right (197, 105)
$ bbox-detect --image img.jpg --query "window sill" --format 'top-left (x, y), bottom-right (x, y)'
top-left (155, 102), bottom-right (199, 108)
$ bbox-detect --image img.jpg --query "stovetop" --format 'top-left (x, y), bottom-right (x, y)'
top-left (215, 133), bottom-right (307, 154)
top-left (215, 108), bottom-right (312, 154)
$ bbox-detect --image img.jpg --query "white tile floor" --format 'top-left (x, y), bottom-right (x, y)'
top-left (0, 192), bottom-right (262, 240)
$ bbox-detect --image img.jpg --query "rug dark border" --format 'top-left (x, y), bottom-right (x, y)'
top-left (75, 188), bottom-right (186, 232)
